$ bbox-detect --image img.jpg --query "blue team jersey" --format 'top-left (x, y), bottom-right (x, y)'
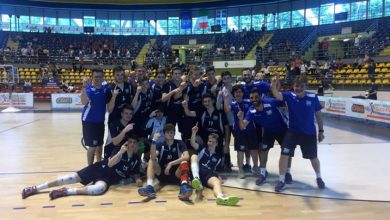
top-left (245, 98), bottom-right (287, 132)
top-left (82, 84), bottom-right (109, 123)
top-left (230, 99), bottom-right (255, 132)
top-left (157, 140), bottom-right (187, 166)
top-left (242, 81), bottom-right (270, 99)
top-left (197, 145), bottom-right (222, 173)
top-left (282, 92), bottom-right (322, 135)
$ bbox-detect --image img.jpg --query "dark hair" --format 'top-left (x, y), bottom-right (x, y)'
top-left (172, 67), bottom-right (182, 73)
top-left (293, 75), bottom-right (307, 85)
top-left (138, 77), bottom-right (149, 84)
top-left (206, 66), bottom-right (215, 73)
top-left (249, 87), bottom-right (259, 95)
top-left (114, 66), bottom-right (124, 74)
top-left (121, 104), bottom-right (134, 113)
top-left (157, 68), bottom-right (167, 76)
top-left (202, 93), bottom-right (215, 101)
top-left (126, 133), bottom-right (139, 142)
top-left (242, 68), bottom-right (251, 74)
top-left (164, 124), bottom-right (175, 133)
top-left (92, 68), bottom-right (103, 76)
top-left (221, 71), bottom-right (232, 78)
top-left (232, 84), bottom-right (244, 95)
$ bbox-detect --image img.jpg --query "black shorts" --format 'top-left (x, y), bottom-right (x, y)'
top-left (255, 124), bottom-right (263, 145)
top-left (261, 129), bottom-right (287, 152)
top-left (82, 121), bottom-right (105, 147)
top-left (281, 131), bottom-right (317, 159)
top-left (233, 129), bottom-right (258, 152)
top-left (77, 163), bottom-right (111, 186)
top-left (199, 169), bottom-right (218, 187)
top-left (156, 164), bottom-right (180, 184)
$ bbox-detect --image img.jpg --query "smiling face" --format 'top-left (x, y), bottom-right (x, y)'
top-left (92, 71), bottom-right (104, 87)
top-left (207, 135), bottom-right (218, 149)
top-left (242, 70), bottom-right (252, 84)
top-left (293, 82), bottom-right (306, 97)
top-left (249, 92), bottom-right (260, 106)
top-left (121, 108), bottom-right (133, 122)
top-left (114, 70), bottom-right (124, 84)
top-left (202, 97), bottom-right (214, 109)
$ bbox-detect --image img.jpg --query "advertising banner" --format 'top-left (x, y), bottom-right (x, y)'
top-left (51, 93), bottom-right (83, 110)
top-left (0, 93), bottom-right (34, 109)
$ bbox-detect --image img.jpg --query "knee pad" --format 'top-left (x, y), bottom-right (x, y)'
top-left (86, 181), bottom-right (107, 195)
top-left (57, 173), bottom-right (79, 185)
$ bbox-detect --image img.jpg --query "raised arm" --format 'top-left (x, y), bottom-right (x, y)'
top-left (237, 108), bottom-right (250, 130)
top-left (107, 86), bottom-right (119, 113)
top-left (190, 123), bottom-right (200, 150)
top-left (108, 145), bottom-right (127, 167)
top-left (271, 77), bottom-right (283, 101)
top-left (81, 77), bottom-right (90, 105)
top-left (182, 98), bottom-right (197, 117)
top-left (131, 85), bottom-right (142, 109)
top-left (112, 123), bottom-right (134, 146)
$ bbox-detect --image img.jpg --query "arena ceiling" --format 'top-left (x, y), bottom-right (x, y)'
top-left (28, 0), bottom-right (225, 5)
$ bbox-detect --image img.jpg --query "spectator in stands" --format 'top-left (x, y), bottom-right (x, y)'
top-left (23, 80), bottom-right (32, 93)
top-left (367, 59), bottom-right (376, 80)
top-left (230, 45), bottom-right (236, 60)
top-left (367, 79), bottom-right (378, 100)
top-left (239, 45), bottom-right (245, 59)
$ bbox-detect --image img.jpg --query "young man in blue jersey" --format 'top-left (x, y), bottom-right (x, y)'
top-left (223, 84), bottom-right (259, 178)
top-left (22, 135), bottom-right (143, 200)
top-left (271, 75), bottom-right (325, 192)
top-left (190, 123), bottom-right (239, 206)
top-left (104, 104), bottom-right (135, 159)
top-left (238, 89), bottom-right (293, 185)
top-left (138, 124), bottom-right (192, 201)
top-left (81, 68), bottom-right (112, 165)
top-left (107, 66), bottom-right (134, 124)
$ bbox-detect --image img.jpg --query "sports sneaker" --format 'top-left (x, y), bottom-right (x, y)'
top-left (274, 181), bottom-right (286, 192)
top-left (251, 167), bottom-right (260, 176)
top-left (216, 196), bottom-right (239, 206)
top-left (285, 172), bottom-right (293, 184)
top-left (49, 187), bottom-right (68, 200)
top-left (243, 164), bottom-right (251, 173)
top-left (22, 186), bottom-right (38, 199)
top-left (138, 185), bottom-right (156, 199)
top-left (238, 170), bottom-right (245, 179)
top-left (316, 178), bottom-right (325, 189)
top-left (178, 183), bottom-right (192, 201)
top-left (255, 171), bottom-right (268, 185)
top-left (191, 178), bottom-right (203, 191)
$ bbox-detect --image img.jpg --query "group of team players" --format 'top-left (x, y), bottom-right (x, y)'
top-left (21, 65), bottom-right (326, 206)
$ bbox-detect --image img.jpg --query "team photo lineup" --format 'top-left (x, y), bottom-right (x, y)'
top-left (21, 64), bottom-right (326, 206)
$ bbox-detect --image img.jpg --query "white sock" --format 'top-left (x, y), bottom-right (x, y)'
top-left (36, 183), bottom-right (48, 191)
top-left (260, 168), bottom-right (266, 176)
top-left (279, 175), bottom-right (285, 183)
top-left (286, 168), bottom-right (291, 173)
top-left (147, 179), bottom-right (153, 186)
top-left (66, 188), bottom-right (77, 195)
top-left (316, 172), bottom-right (322, 179)
top-left (217, 193), bottom-right (224, 199)
top-left (191, 163), bottom-right (200, 179)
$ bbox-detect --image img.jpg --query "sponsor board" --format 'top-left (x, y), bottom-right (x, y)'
top-left (51, 93), bottom-right (83, 110)
top-left (213, 60), bottom-right (256, 69)
top-left (0, 93), bottom-right (34, 109)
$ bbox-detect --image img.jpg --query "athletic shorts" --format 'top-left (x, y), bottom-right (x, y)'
top-left (82, 121), bottom-right (105, 147)
top-left (233, 130), bottom-right (258, 152)
top-left (77, 163), bottom-right (111, 186)
top-left (281, 130), bottom-right (317, 159)
top-left (255, 124), bottom-right (263, 144)
top-left (156, 164), bottom-right (180, 184)
top-left (199, 170), bottom-right (218, 187)
top-left (261, 129), bottom-right (287, 152)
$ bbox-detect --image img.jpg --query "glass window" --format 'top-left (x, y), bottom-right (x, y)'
top-left (30, 16), bottom-right (43, 25)
top-left (278, 11), bottom-right (291, 29)
top-left (18, 16), bottom-right (30, 32)
top-left (216, 9), bottom-right (227, 33)
top-left (386, 0), bottom-right (390, 16)
top-left (351, 1), bottom-right (367, 21)
top-left (58, 18), bottom-right (70, 26)
top-left (305, 7), bottom-right (319, 26)
top-left (121, 20), bottom-right (131, 28)
top-left (168, 17), bottom-right (179, 35)
top-left (44, 17), bottom-right (56, 25)
top-left (71, 18), bottom-right (82, 27)
top-left (227, 16), bottom-right (238, 32)
top-left (369, 0), bottom-right (383, 18)
top-left (133, 20), bottom-right (144, 28)
top-left (109, 20), bottom-right (120, 28)
top-left (157, 19), bottom-right (168, 35)
top-left (320, 3), bottom-right (334, 24)
top-left (252, 14), bottom-right (264, 31)
top-left (292, 10), bottom-right (304, 27)
top-left (205, 17), bottom-right (215, 33)
top-left (83, 16), bottom-right (95, 27)
top-left (239, 15), bottom-right (251, 31)
top-left (96, 19), bottom-right (108, 27)
top-left (335, 3), bottom-right (350, 23)
top-left (265, 14), bottom-right (275, 30)
top-left (192, 17), bottom-right (204, 34)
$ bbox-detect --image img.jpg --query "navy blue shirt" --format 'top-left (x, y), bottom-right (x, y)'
top-left (282, 92), bottom-right (322, 135)
top-left (197, 145), bottom-right (222, 173)
top-left (184, 82), bottom-right (207, 111)
top-left (109, 149), bottom-right (141, 184)
top-left (151, 83), bottom-right (163, 110)
top-left (82, 84), bottom-right (109, 123)
top-left (156, 140), bottom-right (187, 166)
top-left (245, 98), bottom-right (287, 133)
top-left (133, 89), bottom-right (153, 130)
top-left (197, 108), bottom-right (227, 140)
top-left (230, 99), bottom-right (255, 132)
top-left (106, 82), bottom-right (133, 124)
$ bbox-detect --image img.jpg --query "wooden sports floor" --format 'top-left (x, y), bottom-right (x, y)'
top-left (0, 112), bottom-right (389, 220)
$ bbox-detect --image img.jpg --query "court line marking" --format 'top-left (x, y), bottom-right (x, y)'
top-left (72, 204), bottom-right (85, 207)
top-left (0, 119), bottom-right (41, 134)
top-left (13, 207), bottom-right (27, 210)
top-left (42, 205), bottom-right (55, 208)
top-left (0, 170), bottom-right (76, 175)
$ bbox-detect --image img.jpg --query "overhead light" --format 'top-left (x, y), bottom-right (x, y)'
top-left (181, 46), bottom-right (185, 49)
top-left (343, 38), bottom-right (350, 42)
top-left (200, 45), bottom-right (204, 48)
top-left (331, 37), bottom-right (335, 40)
